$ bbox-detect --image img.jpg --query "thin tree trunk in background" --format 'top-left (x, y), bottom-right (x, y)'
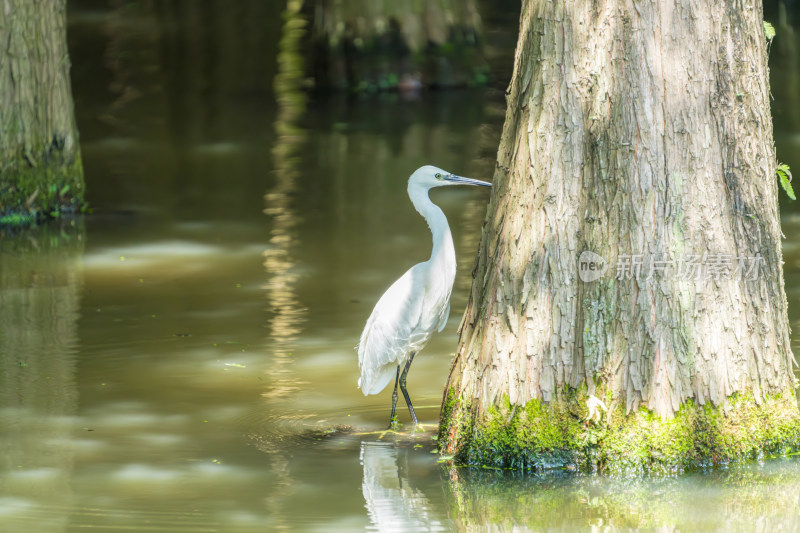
top-left (0, 0), bottom-right (84, 223)
top-left (308, 0), bottom-right (487, 91)
top-left (440, 0), bottom-right (800, 472)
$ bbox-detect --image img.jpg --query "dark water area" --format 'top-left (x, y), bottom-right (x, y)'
top-left (1, 1), bottom-right (800, 531)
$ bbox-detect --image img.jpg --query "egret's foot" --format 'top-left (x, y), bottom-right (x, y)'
top-left (376, 427), bottom-right (397, 440)
top-left (387, 416), bottom-right (401, 430)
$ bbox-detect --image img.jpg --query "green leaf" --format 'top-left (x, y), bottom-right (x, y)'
top-left (764, 21), bottom-right (776, 41)
top-left (777, 163), bottom-right (795, 200)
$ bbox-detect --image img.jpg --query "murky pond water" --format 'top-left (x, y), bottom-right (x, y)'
top-left (2, 2), bottom-right (800, 532)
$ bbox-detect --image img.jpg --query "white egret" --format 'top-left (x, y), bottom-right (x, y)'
top-left (357, 165), bottom-right (491, 427)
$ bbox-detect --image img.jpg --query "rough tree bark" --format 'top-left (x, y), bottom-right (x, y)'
top-left (307, 0), bottom-right (487, 91)
top-left (0, 0), bottom-right (83, 224)
top-left (440, 0), bottom-right (800, 472)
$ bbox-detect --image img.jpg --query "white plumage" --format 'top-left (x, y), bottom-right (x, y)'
top-left (357, 165), bottom-right (491, 426)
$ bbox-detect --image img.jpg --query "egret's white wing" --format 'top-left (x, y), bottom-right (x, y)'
top-left (358, 264), bottom-right (429, 395)
top-left (436, 300), bottom-right (450, 332)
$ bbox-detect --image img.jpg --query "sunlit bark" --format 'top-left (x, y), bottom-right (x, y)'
top-left (441, 0), bottom-right (800, 471)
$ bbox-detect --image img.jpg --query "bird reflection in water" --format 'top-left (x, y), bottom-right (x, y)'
top-left (360, 441), bottom-right (451, 532)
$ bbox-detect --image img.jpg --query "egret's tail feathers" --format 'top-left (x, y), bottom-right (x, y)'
top-left (359, 366), bottom-right (396, 396)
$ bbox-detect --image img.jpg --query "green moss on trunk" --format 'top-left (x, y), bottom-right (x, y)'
top-left (0, 150), bottom-right (84, 227)
top-left (440, 387), bottom-right (800, 475)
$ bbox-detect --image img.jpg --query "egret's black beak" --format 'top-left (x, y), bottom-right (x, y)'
top-left (444, 174), bottom-right (492, 187)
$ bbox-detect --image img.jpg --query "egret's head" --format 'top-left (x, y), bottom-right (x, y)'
top-left (408, 165), bottom-right (492, 190)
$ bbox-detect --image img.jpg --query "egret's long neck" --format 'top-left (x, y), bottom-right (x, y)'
top-left (408, 185), bottom-right (455, 266)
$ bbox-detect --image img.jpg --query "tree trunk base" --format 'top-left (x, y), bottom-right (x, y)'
top-left (439, 387), bottom-right (800, 475)
top-left (0, 154), bottom-right (85, 227)
top-left (307, 0), bottom-right (488, 92)
top-left (311, 27), bottom-right (488, 92)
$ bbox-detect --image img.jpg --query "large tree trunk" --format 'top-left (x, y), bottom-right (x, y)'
top-left (0, 0), bottom-right (84, 223)
top-left (440, 0), bottom-right (800, 472)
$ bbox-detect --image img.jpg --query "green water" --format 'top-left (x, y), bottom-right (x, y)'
top-left (1, 2), bottom-right (800, 531)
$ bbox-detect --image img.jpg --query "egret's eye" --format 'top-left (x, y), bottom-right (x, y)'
top-left (434, 173), bottom-right (442, 179)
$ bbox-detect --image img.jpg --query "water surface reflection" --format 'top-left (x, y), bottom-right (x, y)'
top-left (361, 441), bottom-right (451, 532)
top-left (0, 226), bottom-right (83, 532)
top-left (443, 459), bottom-right (800, 532)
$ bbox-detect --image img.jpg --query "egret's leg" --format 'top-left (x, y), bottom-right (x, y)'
top-left (399, 352), bottom-right (418, 425)
top-left (388, 366), bottom-right (400, 429)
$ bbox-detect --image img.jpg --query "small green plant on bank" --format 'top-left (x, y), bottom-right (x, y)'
top-left (763, 21), bottom-right (793, 201)
top-left (778, 163), bottom-right (795, 200)
top-left (764, 21), bottom-right (776, 43)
